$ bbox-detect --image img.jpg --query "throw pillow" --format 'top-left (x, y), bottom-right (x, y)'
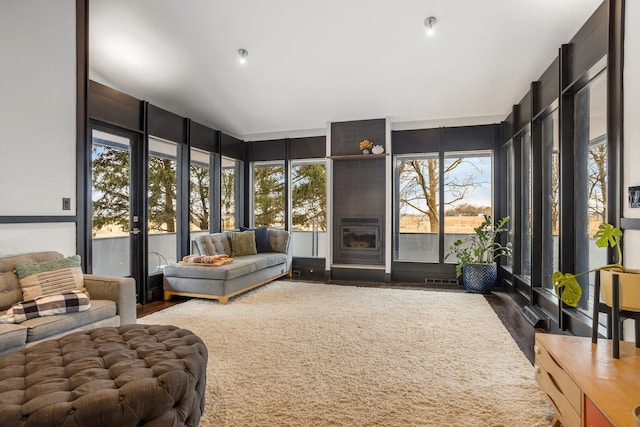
top-left (228, 230), bottom-right (258, 257)
top-left (0, 290), bottom-right (91, 324)
top-left (15, 255), bottom-right (87, 301)
top-left (239, 226), bottom-right (274, 253)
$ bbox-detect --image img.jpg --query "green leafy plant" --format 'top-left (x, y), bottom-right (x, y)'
top-left (551, 223), bottom-right (625, 307)
top-left (446, 215), bottom-right (512, 277)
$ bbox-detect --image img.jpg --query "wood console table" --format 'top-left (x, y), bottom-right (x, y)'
top-left (535, 333), bottom-right (640, 427)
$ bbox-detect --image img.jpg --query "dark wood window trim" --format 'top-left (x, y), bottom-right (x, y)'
top-left (499, 0), bottom-right (623, 338)
top-left (0, 216), bottom-right (78, 224)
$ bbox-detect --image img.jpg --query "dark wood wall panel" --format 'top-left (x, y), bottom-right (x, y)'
top-left (290, 136), bottom-right (326, 159)
top-left (250, 139), bottom-right (287, 161)
top-left (536, 57), bottom-right (560, 116)
top-left (442, 124), bottom-right (498, 151)
top-left (516, 91), bottom-right (532, 133)
top-left (393, 125), bottom-right (498, 154)
top-left (564, 1), bottom-right (608, 89)
top-left (392, 128), bottom-right (441, 154)
top-left (220, 133), bottom-right (244, 160)
top-left (190, 121), bottom-right (218, 152)
top-left (148, 105), bottom-right (186, 144)
top-left (331, 119), bottom-right (385, 156)
top-left (502, 111), bottom-right (515, 142)
top-left (88, 80), bottom-right (142, 131)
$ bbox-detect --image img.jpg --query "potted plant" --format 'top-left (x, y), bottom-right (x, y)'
top-left (359, 139), bottom-right (373, 154)
top-left (552, 223), bottom-right (640, 310)
top-left (446, 215), bottom-right (512, 293)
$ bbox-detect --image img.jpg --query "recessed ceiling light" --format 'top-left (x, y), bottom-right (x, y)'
top-left (238, 48), bottom-right (248, 64)
top-left (424, 17), bottom-right (437, 37)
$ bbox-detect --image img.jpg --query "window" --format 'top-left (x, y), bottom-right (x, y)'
top-left (252, 162), bottom-right (285, 228)
top-left (542, 110), bottom-right (560, 291)
top-left (521, 130), bottom-right (532, 279)
top-left (395, 154), bottom-right (439, 262)
top-left (444, 152), bottom-right (493, 264)
top-left (574, 70), bottom-right (607, 312)
top-left (190, 148), bottom-right (211, 242)
top-left (91, 130), bottom-right (131, 277)
top-left (147, 136), bottom-right (178, 271)
top-left (291, 160), bottom-right (327, 257)
top-left (504, 142), bottom-right (515, 269)
top-left (394, 151), bottom-right (493, 264)
top-left (221, 156), bottom-right (241, 231)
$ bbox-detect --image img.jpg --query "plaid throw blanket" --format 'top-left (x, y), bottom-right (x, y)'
top-left (0, 290), bottom-right (90, 324)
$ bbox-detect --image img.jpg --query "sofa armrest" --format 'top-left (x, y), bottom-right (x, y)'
top-left (84, 275), bottom-right (136, 325)
top-left (285, 235), bottom-right (293, 271)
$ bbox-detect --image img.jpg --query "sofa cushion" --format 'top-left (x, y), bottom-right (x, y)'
top-left (15, 255), bottom-right (86, 301)
top-left (164, 253), bottom-right (287, 281)
top-left (0, 324), bottom-right (27, 355)
top-left (268, 229), bottom-right (290, 254)
top-left (0, 272), bottom-right (23, 314)
top-left (0, 252), bottom-right (63, 311)
top-left (18, 300), bottom-right (116, 343)
top-left (228, 231), bottom-right (258, 257)
top-left (2, 290), bottom-right (91, 324)
top-left (240, 226), bottom-right (274, 253)
top-left (195, 233), bottom-right (231, 256)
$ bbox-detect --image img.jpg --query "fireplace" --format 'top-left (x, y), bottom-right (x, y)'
top-left (334, 217), bottom-right (383, 264)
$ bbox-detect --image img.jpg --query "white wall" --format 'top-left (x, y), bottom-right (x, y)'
top-left (0, 0), bottom-right (77, 256)
top-left (623, 2), bottom-right (640, 340)
top-left (624, 2), bottom-right (640, 267)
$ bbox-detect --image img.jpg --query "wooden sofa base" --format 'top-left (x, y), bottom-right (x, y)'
top-left (164, 270), bottom-right (292, 304)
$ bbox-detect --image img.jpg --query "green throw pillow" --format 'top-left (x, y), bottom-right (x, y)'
top-left (229, 230), bottom-right (258, 257)
top-left (15, 255), bottom-right (87, 301)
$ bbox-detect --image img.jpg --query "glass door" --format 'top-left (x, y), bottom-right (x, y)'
top-left (90, 126), bottom-right (144, 302)
top-left (147, 136), bottom-right (179, 273)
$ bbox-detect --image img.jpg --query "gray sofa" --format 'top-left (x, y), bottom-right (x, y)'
top-left (0, 251), bottom-right (136, 356)
top-left (163, 229), bottom-right (292, 304)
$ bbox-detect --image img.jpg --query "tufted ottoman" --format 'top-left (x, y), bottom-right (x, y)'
top-left (0, 324), bottom-right (207, 426)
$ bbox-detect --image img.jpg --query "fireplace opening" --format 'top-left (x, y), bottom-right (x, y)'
top-left (341, 226), bottom-right (378, 250)
top-left (334, 217), bottom-right (383, 264)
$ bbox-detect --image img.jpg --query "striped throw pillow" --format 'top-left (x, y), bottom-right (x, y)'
top-left (15, 255), bottom-right (87, 301)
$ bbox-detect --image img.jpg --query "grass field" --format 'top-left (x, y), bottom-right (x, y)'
top-left (399, 215), bottom-right (486, 234)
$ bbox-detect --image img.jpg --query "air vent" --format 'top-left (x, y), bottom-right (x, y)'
top-left (424, 278), bottom-right (459, 286)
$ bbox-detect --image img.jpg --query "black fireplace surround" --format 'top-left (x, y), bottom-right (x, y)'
top-left (334, 217), bottom-right (383, 265)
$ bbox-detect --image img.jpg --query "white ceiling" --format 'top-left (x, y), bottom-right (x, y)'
top-left (89, 0), bottom-right (603, 141)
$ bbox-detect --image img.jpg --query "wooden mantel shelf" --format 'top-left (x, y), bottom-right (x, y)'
top-left (327, 153), bottom-right (389, 160)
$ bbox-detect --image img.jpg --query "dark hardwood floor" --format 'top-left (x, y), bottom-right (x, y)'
top-left (137, 278), bottom-right (536, 363)
top-left (484, 291), bottom-right (539, 363)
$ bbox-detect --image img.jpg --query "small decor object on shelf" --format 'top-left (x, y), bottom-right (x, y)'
top-left (359, 139), bottom-right (373, 154)
top-left (371, 144), bottom-right (384, 154)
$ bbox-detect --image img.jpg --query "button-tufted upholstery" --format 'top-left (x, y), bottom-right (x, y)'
top-left (0, 324), bottom-right (207, 426)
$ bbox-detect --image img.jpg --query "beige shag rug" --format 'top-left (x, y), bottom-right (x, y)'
top-left (139, 281), bottom-right (553, 426)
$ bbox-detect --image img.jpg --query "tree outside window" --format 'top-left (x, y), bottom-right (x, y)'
top-left (190, 148), bottom-right (210, 241)
top-left (253, 162), bottom-right (285, 228)
top-left (395, 151), bottom-right (492, 263)
top-left (291, 161), bottom-right (326, 257)
top-left (574, 70), bottom-right (607, 311)
top-left (542, 110), bottom-right (560, 291)
top-left (221, 156), bottom-right (240, 231)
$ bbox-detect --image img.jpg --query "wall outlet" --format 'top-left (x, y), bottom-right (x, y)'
top-left (62, 197), bottom-right (71, 210)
